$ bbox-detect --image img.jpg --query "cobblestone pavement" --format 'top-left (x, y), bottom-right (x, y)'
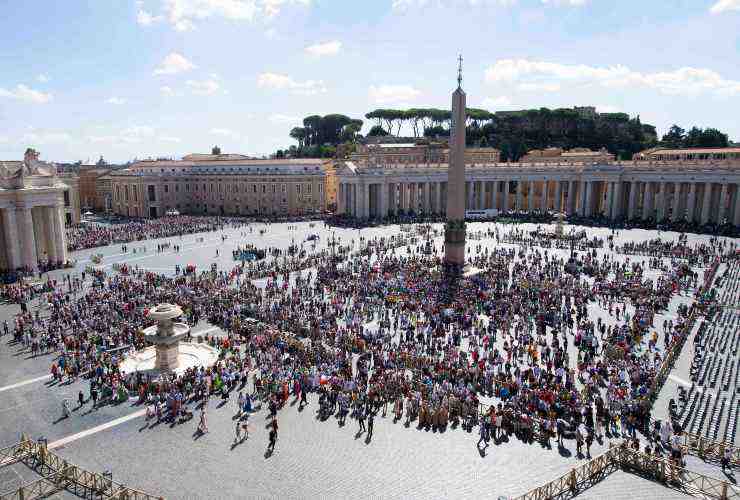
top-left (1, 221), bottom-right (736, 499)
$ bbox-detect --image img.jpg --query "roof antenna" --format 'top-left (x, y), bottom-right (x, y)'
top-left (457, 54), bottom-right (463, 88)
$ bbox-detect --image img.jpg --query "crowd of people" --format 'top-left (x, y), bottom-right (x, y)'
top-left (6, 220), bottom-right (738, 459)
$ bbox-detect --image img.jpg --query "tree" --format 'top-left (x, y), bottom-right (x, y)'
top-left (661, 125), bottom-right (685, 148)
top-left (289, 127), bottom-right (307, 148)
top-left (211, 146), bottom-right (221, 155)
top-left (368, 125), bottom-right (389, 137)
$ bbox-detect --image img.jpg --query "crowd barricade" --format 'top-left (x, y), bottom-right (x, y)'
top-left (515, 444), bottom-right (740, 500)
top-left (0, 435), bottom-right (164, 500)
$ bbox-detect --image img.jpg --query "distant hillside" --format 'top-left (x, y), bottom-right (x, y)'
top-left (279, 107), bottom-right (731, 161)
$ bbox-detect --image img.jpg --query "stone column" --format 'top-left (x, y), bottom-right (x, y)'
top-left (567, 180), bottom-right (576, 215)
top-left (19, 207), bottom-right (38, 270)
top-left (643, 182), bottom-right (654, 220)
top-left (467, 181), bottom-right (475, 211)
top-left (516, 180), bottom-right (524, 211)
top-left (701, 182), bottom-right (712, 224)
top-left (584, 181), bottom-right (594, 217)
top-left (527, 181), bottom-right (535, 212)
top-left (578, 181), bottom-right (586, 216)
top-left (554, 181), bottom-right (562, 213)
top-left (491, 181), bottom-right (499, 211)
top-left (362, 183), bottom-right (370, 218)
top-left (378, 182), bottom-right (387, 219)
top-left (656, 182), bottom-right (667, 221)
top-left (424, 182), bottom-right (431, 214)
top-left (612, 181), bottom-right (622, 220)
top-left (540, 179), bottom-right (548, 211)
top-left (604, 182), bottom-right (613, 218)
top-left (671, 182), bottom-right (682, 222)
top-left (54, 205), bottom-right (67, 263)
top-left (435, 182), bottom-right (442, 214)
top-left (718, 183), bottom-right (729, 223)
top-left (2, 207), bottom-right (21, 270)
top-left (337, 183), bottom-right (344, 214)
top-left (44, 207), bottom-right (58, 263)
top-left (733, 184), bottom-right (740, 226)
top-left (503, 180), bottom-right (510, 212)
top-left (687, 183), bottom-right (697, 222)
top-left (627, 181), bottom-right (637, 220)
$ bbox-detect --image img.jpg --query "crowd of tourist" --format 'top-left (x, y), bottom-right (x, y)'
top-left (6, 220), bottom-right (737, 459)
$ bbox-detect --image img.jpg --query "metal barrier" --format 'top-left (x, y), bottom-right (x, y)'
top-left (515, 444), bottom-right (740, 500)
top-left (0, 435), bottom-right (163, 500)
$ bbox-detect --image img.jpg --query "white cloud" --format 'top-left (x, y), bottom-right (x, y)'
top-left (210, 128), bottom-right (240, 139)
top-left (517, 82), bottom-right (561, 92)
top-left (485, 58), bottom-right (740, 97)
top-left (89, 125), bottom-right (155, 145)
top-left (37, 74), bottom-right (50, 83)
top-left (0, 84), bottom-right (53, 104)
top-left (304, 40), bottom-right (342, 57)
top-left (21, 131), bottom-right (71, 144)
top-left (159, 136), bottom-right (182, 143)
top-left (154, 52), bottom-right (196, 75)
top-left (0, 135), bottom-right (7, 143)
top-left (369, 84), bottom-right (421, 104)
top-left (137, 8), bottom-right (164, 25)
top-left (710, 0), bottom-right (740, 14)
top-left (106, 97), bottom-right (127, 105)
top-left (392, 0), bottom-right (517, 9)
top-left (481, 96), bottom-right (514, 108)
top-left (257, 72), bottom-right (327, 95)
top-left (186, 79), bottom-right (221, 95)
top-left (269, 114), bottom-right (299, 124)
top-left (160, 86), bottom-right (176, 96)
top-left (156, 0), bottom-right (311, 31)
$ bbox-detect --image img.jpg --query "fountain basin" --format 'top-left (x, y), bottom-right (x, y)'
top-left (119, 342), bottom-right (219, 376)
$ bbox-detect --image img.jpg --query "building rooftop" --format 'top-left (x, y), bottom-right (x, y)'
top-left (644, 147), bottom-right (740, 155)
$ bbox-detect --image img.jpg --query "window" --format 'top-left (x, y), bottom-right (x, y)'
top-left (297, 184), bottom-right (302, 194)
top-left (261, 185), bottom-right (266, 194)
top-left (253, 184), bottom-right (257, 193)
top-left (63, 191), bottom-right (70, 207)
top-left (133, 185), bottom-right (138, 202)
top-left (282, 184), bottom-right (286, 193)
top-left (147, 185), bottom-right (155, 202)
top-left (175, 184), bottom-right (179, 192)
top-left (307, 183), bottom-right (312, 194)
top-left (186, 184), bottom-right (189, 192)
top-left (272, 184), bottom-right (276, 193)
top-left (164, 184), bottom-right (169, 193)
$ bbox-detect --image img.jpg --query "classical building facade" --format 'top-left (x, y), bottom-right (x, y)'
top-left (109, 154), bottom-right (328, 218)
top-left (521, 147), bottom-right (615, 164)
top-left (336, 151), bottom-right (740, 226)
top-left (58, 172), bottom-right (81, 225)
top-left (0, 150), bottom-right (69, 271)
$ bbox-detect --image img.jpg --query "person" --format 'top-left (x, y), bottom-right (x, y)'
top-left (234, 420), bottom-right (242, 444)
top-left (722, 446), bottom-right (733, 471)
top-left (357, 406), bottom-right (366, 433)
top-left (62, 398), bottom-right (71, 418)
top-left (367, 410), bottom-right (375, 439)
top-left (77, 390), bottom-right (85, 408)
top-left (242, 412), bottom-right (250, 440)
top-left (198, 408), bottom-right (208, 433)
top-left (268, 419), bottom-right (278, 452)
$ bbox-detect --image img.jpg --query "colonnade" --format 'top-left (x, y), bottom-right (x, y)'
top-left (0, 203), bottom-right (67, 271)
top-left (337, 174), bottom-right (740, 226)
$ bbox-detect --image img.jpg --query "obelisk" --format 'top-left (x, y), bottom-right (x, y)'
top-left (444, 55), bottom-right (466, 268)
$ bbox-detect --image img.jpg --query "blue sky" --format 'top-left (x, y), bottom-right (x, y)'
top-left (1, 0), bottom-right (739, 163)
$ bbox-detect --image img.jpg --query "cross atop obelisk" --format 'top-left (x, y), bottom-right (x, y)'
top-left (444, 55), bottom-right (467, 269)
top-left (457, 54), bottom-right (463, 88)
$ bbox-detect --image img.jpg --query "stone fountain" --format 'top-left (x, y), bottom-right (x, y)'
top-left (120, 303), bottom-right (218, 376)
top-left (144, 303), bottom-right (190, 371)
